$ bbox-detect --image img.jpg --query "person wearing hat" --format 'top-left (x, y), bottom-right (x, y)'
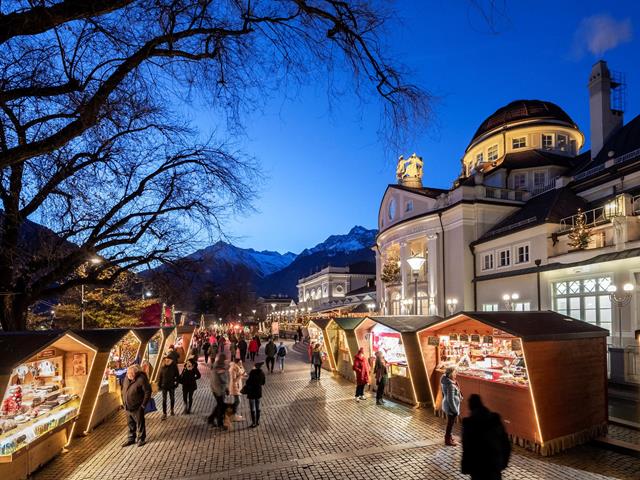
top-left (352, 347), bottom-right (370, 401)
top-left (244, 361), bottom-right (266, 427)
top-left (157, 355), bottom-right (180, 419)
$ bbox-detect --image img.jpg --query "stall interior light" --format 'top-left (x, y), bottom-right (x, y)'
top-left (521, 343), bottom-right (544, 446)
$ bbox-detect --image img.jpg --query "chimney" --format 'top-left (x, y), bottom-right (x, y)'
top-left (589, 60), bottom-right (623, 159)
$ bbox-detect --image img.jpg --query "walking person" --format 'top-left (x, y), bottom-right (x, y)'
top-left (238, 336), bottom-right (248, 361)
top-left (248, 337), bottom-right (259, 362)
top-left (121, 365), bottom-right (151, 447)
top-left (297, 326), bottom-right (303, 343)
top-left (373, 350), bottom-right (389, 405)
top-left (202, 340), bottom-right (211, 364)
top-left (352, 347), bottom-right (370, 401)
top-left (208, 354), bottom-right (228, 430)
top-left (276, 341), bottom-right (287, 372)
top-left (441, 366), bottom-right (462, 446)
top-left (244, 362), bottom-right (266, 428)
top-left (228, 358), bottom-right (245, 421)
top-left (179, 358), bottom-right (201, 414)
top-left (157, 355), bottom-right (180, 419)
top-left (311, 344), bottom-right (323, 380)
top-left (264, 338), bottom-right (277, 373)
top-left (462, 394), bottom-right (511, 480)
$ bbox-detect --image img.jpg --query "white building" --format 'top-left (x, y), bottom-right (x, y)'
top-left (297, 263), bottom-right (376, 313)
top-left (376, 60), bottom-right (640, 351)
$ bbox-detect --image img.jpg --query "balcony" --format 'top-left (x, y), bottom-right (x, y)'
top-left (558, 204), bottom-right (621, 233)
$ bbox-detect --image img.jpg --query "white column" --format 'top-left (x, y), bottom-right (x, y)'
top-left (427, 233), bottom-right (439, 316)
top-left (400, 242), bottom-right (408, 312)
top-left (375, 251), bottom-right (384, 313)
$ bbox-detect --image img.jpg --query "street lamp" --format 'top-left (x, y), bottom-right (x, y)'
top-left (608, 283), bottom-right (634, 346)
top-left (446, 298), bottom-right (458, 315)
top-left (502, 293), bottom-right (520, 311)
top-left (80, 256), bottom-right (102, 330)
top-left (406, 255), bottom-right (426, 315)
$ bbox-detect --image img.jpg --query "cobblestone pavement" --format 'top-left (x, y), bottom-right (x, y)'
top-left (33, 341), bottom-right (640, 480)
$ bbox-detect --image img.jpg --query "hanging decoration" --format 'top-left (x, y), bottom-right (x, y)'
top-left (567, 208), bottom-right (592, 250)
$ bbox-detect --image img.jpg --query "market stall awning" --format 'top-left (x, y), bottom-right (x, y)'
top-left (72, 328), bottom-right (131, 352)
top-left (365, 315), bottom-right (443, 333)
top-left (131, 327), bottom-right (161, 343)
top-left (333, 317), bottom-right (366, 331)
top-left (0, 330), bottom-right (67, 374)
top-left (161, 326), bottom-right (175, 338)
top-left (423, 311), bottom-right (609, 341)
top-left (309, 318), bottom-right (332, 330)
top-left (176, 325), bottom-right (195, 334)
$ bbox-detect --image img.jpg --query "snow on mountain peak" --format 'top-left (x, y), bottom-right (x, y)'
top-left (300, 226), bottom-right (377, 257)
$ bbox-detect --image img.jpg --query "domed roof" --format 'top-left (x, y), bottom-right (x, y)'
top-left (468, 100), bottom-right (577, 149)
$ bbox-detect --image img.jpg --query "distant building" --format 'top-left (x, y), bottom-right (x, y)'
top-left (297, 262), bottom-right (376, 314)
top-left (376, 60), bottom-right (640, 354)
top-left (255, 295), bottom-right (296, 320)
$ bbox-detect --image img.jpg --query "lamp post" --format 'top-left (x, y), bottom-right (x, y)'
top-left (80, 256), bottom-right (102, 330)
top-left (608, 283), bottom-right (634, 347)
top-left (406, 255), bottom-right (426, 315)
top-left (446, 298), bottom-right (458, 316)
top-left (502, 292), bottom-right (520, 311)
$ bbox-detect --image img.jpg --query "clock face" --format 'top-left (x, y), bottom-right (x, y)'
top-left (388, 199), bottom-right (396, 220)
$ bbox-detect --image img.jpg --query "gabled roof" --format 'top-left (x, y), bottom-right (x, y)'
top-left (366, 315), bottom-right (443, 333)
top-left (0, 330), bottom-right (67, 373)
top-left (132, 327), bottom-right (161, 343)
top-left (571, 114), bottom-right (640, 177)
top-left (73, 328), bottom-right (131, 352)
top-left (475, 187), bottom-right (587, 243)
top-left (430, 311), bottom-right (608, 342)
top-left (309, 318), bottom-right (333, 330)
top-left (334, 317), bottom-right (366, 330)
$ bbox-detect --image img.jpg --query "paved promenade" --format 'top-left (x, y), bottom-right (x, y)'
top-left (34, 341), bottom-right (639, 480)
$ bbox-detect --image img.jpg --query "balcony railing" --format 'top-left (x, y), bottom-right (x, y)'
top-left (483, 186), bottom-right (526, 202)
top-left (558, 205), bottom-right (620, 233)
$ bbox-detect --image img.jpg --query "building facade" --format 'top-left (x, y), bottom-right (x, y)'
top-left (376, 61), bottom-right (640, 350)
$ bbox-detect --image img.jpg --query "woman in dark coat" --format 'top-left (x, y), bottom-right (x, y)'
top-left (157, 356), bottom-right (180, 419)
top-left (179, 358), bottom-right (201, 414)
top-left (244, 362), bottom-right (266, 428)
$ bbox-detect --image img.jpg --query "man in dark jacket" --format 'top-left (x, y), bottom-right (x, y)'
top-left (157, 355), bottom-right (180, 419)
top-left (264, 339), bottom-right (277, 373)
top-left (462, 394), bottom-right (511, 480)
top-left (238, 337), bottom-right (248, 361)
top-left (121, 365), bottom-right (151, 447)
top-left (166, 344), bottom-right (179, 363)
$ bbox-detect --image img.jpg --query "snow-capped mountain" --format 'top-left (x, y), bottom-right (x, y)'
top-left (298, 225), bottom-right (377, 257)
top-left (187, 241), bottom-right (296, 278)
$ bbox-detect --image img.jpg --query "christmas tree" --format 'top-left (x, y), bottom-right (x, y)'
top-left (567, 208), bottom-right (592, 250)
top-left (381, 253), bottom-right (401, 283)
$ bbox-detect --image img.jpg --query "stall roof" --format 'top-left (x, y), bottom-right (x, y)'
top-left (73, 328), bottom-right (131, 352)
top-left (426, 311), bottom-right (609, 342)
top-left (309, 318), bottom-right (333, 330)
top-left (176, 325), bottom-right (196, 334)
top-left (333, 317), bottom-right (366, 330)
top-left (132, 327), bottom-right (161, 343)
top-left (161, 326), bottom-right (175, 338)
top-left (0, 330), bottom-right (67, 373)
top-left (366, 316), bottom-right (443, 333)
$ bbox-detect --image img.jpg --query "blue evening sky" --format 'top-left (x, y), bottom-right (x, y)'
top-left (193, 1), bottom-right (640, 254)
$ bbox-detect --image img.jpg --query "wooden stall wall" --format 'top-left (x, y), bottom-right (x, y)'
top-left (524, 337), bottom-right (608, 455)
top-left (402, 333), bottom-right (431, 406)
top-left (335, 330), bottom-right (358, 382)
top-left (75, 350), bottom-right (110, 435)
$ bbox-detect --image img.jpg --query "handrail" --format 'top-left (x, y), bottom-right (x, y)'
top-left (558, 205), bottom-right (618, 233)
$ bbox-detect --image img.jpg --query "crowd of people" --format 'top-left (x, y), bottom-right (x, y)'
top-left (120, 327), bottom-right (511, 479)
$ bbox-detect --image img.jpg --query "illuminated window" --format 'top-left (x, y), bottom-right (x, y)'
top-left (513, 302), bottom-right (531, 311)
top-left (497, 248), bottom-right (510, 268)
top-left (512, 137), bottom-right (527, 149)
top-left (481, 253), bottom-right (494, 271)
top-left (542, 134), bottom-right (554, 149)
top-left (513, 173), bottom-right (526, 190)
top-left (487, 144), bottom-right (499, 162)
top-left (482, 303), bottom-right (499, 311)
top-left (476, 152), bottom-right (484, 164)
top-left (557, 134), bottom-right (568, 151)
top-left (515, 243), bottom-right (529, 264)
top-left (552, 276), bottom-right (612, 331)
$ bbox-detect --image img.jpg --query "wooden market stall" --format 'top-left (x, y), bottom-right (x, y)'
top-left (355, 316), bottom-right (440, 406)
top-left (131, 327), bottom-right (161, 375)
top-left (417, 311), bottom-right (608, 455)
top-left (175, 325), bottom-right (196, 364)
top-left (151, 327), bottom-right (176, 383)
top-left (307, 318), bottom-right (336, 371)
top-left (330, 317), bottom-right (366, 381)
top-left (72, 328), bottom-right (130, 435)
top-left (0, 331), bottom-right (96, 480)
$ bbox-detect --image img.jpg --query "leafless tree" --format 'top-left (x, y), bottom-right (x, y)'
top-left (0, 0), bottom-right (430, 330)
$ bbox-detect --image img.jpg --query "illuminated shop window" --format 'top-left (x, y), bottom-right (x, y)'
top-left (552, 276), bottom-right (612, 332)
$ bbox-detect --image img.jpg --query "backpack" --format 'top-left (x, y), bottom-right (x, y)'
top-left (277, 346), bottom-right (287, 357)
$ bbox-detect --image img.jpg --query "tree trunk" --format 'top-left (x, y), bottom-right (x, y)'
top-left (0, 292), bottom-right (29, 331)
